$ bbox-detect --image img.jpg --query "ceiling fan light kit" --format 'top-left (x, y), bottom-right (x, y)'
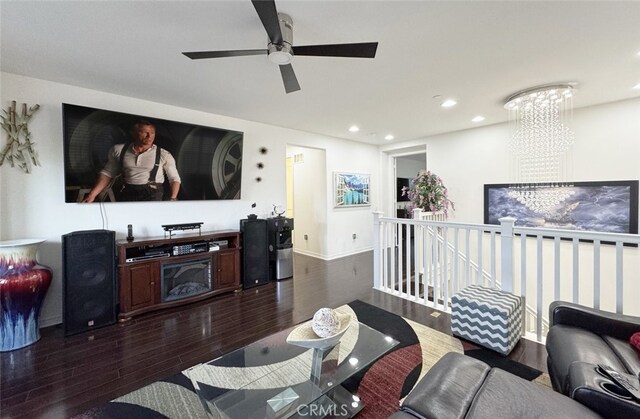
top-left (267, 13), bottom-right (293, 65)
top-left (182, 0), bottom-right (378, 94)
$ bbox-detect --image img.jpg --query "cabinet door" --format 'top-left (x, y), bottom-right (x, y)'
top-left (216, 250), bottom-right (238, 289)
top-left (128, 263), bottom-right (157, 309)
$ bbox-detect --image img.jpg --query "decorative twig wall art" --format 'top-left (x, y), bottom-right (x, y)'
top-left (0, 101), bottom-right (41, 173)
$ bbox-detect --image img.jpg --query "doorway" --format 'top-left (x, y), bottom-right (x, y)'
top-left (285, 145), bottom-right (327, 258)
top-left (394, 152), bottom-right (427, 218)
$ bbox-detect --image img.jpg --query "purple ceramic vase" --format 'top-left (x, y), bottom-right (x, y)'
top-left (0, 239), bottom-right (52, 351)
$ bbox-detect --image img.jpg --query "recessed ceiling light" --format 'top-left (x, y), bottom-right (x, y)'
top-left (441, 99), bottom-right (457, 108)
top-left (348, 125), bottom-right (359, 132)
top-left (471, 116), bottom-right (485, 122)
top-left (633, 83), bottom-right (640, 90)
top-left (384, 134), bottom-right (394, 141)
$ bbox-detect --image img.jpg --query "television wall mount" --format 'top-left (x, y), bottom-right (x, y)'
top-left (162, 222), bottom-right (203, 238)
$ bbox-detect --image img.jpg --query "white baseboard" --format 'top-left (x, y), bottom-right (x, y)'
top-left (293, 249), bottom-right (327, 259)
top-left (294, 247), bottom-right (373, 261)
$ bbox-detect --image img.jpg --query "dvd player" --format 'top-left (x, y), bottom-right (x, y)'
top-left (126, 253), bottom-right (171, 263)
top-left (172, 242), bottom-right (209, 256)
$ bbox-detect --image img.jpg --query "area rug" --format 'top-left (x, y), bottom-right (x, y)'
top-left (75, 300), bottom-right (549, 419)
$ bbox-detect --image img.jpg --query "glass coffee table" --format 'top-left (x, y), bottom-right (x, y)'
top-left (186, 319), bottom-right (399, 418)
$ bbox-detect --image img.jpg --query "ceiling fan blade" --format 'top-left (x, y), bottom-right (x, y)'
top-left (182, 49), bottom-right (267, 60)
top-left (292, 42), bottom-right (378, 58)
top-left (251, 0), bottom-right (283, 45)
top-left (279, 64), bottom-right (300, 94)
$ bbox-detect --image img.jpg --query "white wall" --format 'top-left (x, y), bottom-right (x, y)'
top-left (396, 155), bottom-right (426, 179)
top-left (286, 140), bottom-right (381, 259)
top-left (380, 97), bottom-right (640, 315)
top-left (324, 141), bottom-right (380, 258)
top-left (0, 72), bottom-right (380, 326)
top-left (381, 97), bottom-right (640, 223)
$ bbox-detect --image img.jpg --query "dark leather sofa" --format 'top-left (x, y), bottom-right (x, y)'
top-left (389, 352), bottom-right (601, 419)
top-left (546, 301), bottom-right (640, 418)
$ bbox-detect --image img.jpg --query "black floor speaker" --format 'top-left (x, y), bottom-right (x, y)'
top-left (240, 219), bottom-right (270, 288)
top-left (62, 230), bottom-right (117, 336)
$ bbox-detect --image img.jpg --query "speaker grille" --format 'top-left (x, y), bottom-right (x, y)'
top-left (62, 230), bottom-right (116, 336)
top-left (240, 219), bottom-right (269, 288)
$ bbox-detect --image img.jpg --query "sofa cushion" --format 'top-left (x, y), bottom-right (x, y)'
top-left (467, 368), bottom-right (601, 418)
top-left (546, 324), bottom-right (626, 392)
top-left (401, 352), bottom-right (490, 419)
top-left (602, 335), bottom-right (640, 376)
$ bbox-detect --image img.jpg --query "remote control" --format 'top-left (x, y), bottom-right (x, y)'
top-left (598, 364), bottom-right (640, 401)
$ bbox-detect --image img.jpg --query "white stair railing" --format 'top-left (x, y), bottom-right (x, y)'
top-left (412, 209), bottom-right (548, 337)
top-left (373, 211), bottom-right (640, 342)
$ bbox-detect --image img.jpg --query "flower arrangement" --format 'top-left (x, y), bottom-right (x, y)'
top-left (402, 170), bottom-right (455, 217)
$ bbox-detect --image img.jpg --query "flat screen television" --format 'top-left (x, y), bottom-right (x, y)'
top-left (62, 103), bottom-right (243, 203)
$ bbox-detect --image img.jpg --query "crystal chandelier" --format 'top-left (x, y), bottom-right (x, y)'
top-left (505, 84), bottom-right (576, 215)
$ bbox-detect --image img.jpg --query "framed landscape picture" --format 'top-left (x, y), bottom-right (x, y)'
top-left (334, 172), bottom-right (370, 208)
top-left (484, 180), bottom-right (639, 234)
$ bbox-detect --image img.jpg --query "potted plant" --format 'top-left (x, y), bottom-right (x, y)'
top-left (401, 170), bottom-right (455, 218)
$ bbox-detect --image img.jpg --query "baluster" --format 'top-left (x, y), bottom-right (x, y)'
top-left (490, 231), bottom-right (496, 288)
top-left (382, 221), bottom-right (388, 290)
top-left (453, 227), bottom-right (459, 295)
top-left (536, 235), bottom-right (543, 342)
top-left (520, 234), bottom-right (526, 311)
top-left (374, 215), bottom-right (382, 290)
top-left (593, 240), bottom-right (601, 310)
top-left (390, 222), bottom-right (397, 293)
top-left (477, 229), bottom-right (483, 285)
top-left (615, 241), bottom-right (623, 314)
top-left (422, 224), bottom-right (428, 305)
top-left (572, 238), bottom-right (579, 304)
top-left (397, 223), bottom-right (403, 295)
top-left (414, 224), bottom-right (420, 302)
top-left (432, 226), bottom-right (438, 307)
top-left (442, 227), bottom-right (449, 308)
top-left (406, 223), bottom-right (411, 297)
top-left (554, 237), bottom-right (561, 302)
top-left (465, 229), bottom-right (471, 287)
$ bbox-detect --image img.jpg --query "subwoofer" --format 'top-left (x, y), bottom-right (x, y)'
top-left (62, 230), bottom-right (116, 336)
top-left (240, 219), bottom-right (269, 289)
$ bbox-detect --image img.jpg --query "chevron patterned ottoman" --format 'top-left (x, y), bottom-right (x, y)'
top-left (451, 285), bottom-right (523, 355)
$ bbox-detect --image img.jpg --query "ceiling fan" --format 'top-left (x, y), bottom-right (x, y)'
top-left (182, 0), bottom-right (378, 94)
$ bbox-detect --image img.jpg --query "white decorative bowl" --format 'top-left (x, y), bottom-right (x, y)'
top-left (286, 313), bottom-right (352, 349)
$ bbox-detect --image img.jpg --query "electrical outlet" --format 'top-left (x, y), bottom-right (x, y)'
top-left (352, 233), bottom-right (357, 239)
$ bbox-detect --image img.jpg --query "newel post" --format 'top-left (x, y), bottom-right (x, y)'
top-left (499, 217), bottom-right (517, 293)
top-left (412, 208), bottom-right (423, 219)
top-left (373, 211), bottom-right (383, 289)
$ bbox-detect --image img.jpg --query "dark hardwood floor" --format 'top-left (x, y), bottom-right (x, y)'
top-left (0, 252), bottom-right (547, 419)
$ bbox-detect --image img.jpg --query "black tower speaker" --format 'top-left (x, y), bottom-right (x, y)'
top-left (240, 219), bottom-right (270, 289)
top-left (62, 230), bottom-right (117, 336)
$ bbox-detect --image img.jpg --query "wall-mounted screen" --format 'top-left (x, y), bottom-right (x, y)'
top-left (62, 103), bottom-right (243, 203)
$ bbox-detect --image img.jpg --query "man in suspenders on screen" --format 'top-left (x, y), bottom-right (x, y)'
top-left (83, 120), bottom-right (181, 202)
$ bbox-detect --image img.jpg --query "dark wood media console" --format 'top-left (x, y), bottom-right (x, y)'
top-left (116, 230), bottom-right (241, 321)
